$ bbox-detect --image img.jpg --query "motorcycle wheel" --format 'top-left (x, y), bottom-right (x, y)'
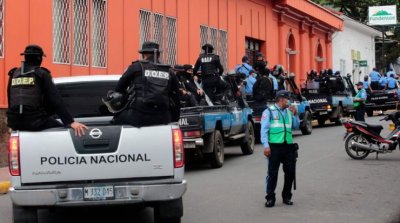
top-left (345, 133), bottom-right (370, 160)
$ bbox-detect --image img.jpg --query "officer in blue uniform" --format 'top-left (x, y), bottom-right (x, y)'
top-left (261, 90), bottom-right (300, 207)
top-left (7, 45), bottom-right (87, 136)
top-left (387, 74), bottom-right (398, 90)
top-left (354, 82), bottom-right (367, 121)
top-left (113, 41), bottom-right (180, 127)
top-left (369, 68), bottom-right (381, 90)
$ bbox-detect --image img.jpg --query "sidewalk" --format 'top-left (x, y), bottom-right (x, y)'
top-left (0, 166), bottom-right (10, 194)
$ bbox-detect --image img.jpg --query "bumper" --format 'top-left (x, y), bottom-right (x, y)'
top-left (366, 102), bottom-right (397, 110)
top-left (10, 180), bottom-right (187, 207)
top-left (183, 138), bottom-right (204, 149)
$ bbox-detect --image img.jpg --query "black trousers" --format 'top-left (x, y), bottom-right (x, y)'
top-left (8, 116), bottom-right (64, 131)
top-left (355, 107), bottom-right (366, 122)
top-left (181, 93), bottom-right (199, 107)
top-left (266, 143), bottom-right (296, 201)
top-left (202, 76), bottom-right (220, 102)
top-left (114, 108), bottom-right (171, 127)
top-left (370, 81), bottom-right (380, 90)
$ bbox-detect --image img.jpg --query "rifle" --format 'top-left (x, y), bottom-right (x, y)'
top-left (293, 143), bottom-right (299, 190)
top-left (194, 80), bottom-right (214, 106)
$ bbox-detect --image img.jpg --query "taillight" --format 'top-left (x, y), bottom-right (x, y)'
top-left (183, 130), bottom-right (201, 138)
top-left (343, 122), bottom-right (352, 129)
top-left (8, 136), bottom-right (20, 176)
top-left (172, 128), bottom-right (184, 168)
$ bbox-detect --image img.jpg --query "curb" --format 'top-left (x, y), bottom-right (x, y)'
top-left (0, 181), bottom-right (10, 194)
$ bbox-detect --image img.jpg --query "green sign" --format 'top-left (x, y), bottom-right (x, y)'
top-left (359, 60), bottom-right (368, 67)
top-left (369, 5), bottom-right (397, 25)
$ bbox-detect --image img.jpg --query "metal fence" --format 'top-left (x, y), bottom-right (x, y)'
top-left (139, 10), bottom-right (177, 65)
top-left (73, 0), bottom-right (89, 66)
top-left (92, 0), bottom-right (107, 68)
top-left (53, 0), bottom-right (71, 64)
top-left (0, 0), bottom-right (4, 58)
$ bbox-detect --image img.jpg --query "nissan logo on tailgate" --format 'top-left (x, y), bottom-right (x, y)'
top-left (89, 128), bottom-right (103, 139)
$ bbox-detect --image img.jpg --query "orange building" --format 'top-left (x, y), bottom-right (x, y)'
top-left (0, 0), bottom-right (343, 108)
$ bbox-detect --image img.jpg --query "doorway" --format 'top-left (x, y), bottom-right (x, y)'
top-left (245, 37), bottom-right (264, 66)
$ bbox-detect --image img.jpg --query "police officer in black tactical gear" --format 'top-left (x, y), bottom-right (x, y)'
top-left (7, 45), bottom-right (87, 136)
top-left (272, 64), bottom-right (286, 91)
top-left (193, 43), bottom-right (224, 103)
top-left (113, 41), bottom-right (180, 127)
top-left (174, 64), bottom-right (199, 107)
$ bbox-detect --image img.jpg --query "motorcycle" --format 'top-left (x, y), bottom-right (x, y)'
top-left (341, 111), bottom-right (400, 160)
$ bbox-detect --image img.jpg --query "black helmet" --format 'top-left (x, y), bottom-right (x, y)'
top-left (275, 90), bottom-right (291, 100)
top-left (327, 69), bottom-right (333, 76)
top-left (102, 91), bottom-right (127, 114)
top-left (139, 41), bottom-right (162, 54)
top-left (202, 43), bottom-right (214, 51)
top-left (20, 44), bottom-right (46, 57)
top-left (272, 64), bottom-right (284, 76)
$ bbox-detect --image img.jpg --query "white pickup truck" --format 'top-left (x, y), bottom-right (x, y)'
top-left (8, 75), bottom-right (186, 223)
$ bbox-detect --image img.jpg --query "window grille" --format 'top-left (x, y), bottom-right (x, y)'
top-left (219, 30), bottom-right (228, 71)
top-left (53, 0), bottom-right (71, 64)
top-left (92, 0), bottom-right (107, 68)
top-left (0, 0), bottom-right (4, 57)
top-left (73, 0), bottom-right (89, 66)
top-left (153, 14), bottom-right (164, 54)
top-left (210, 28), bottom-right (218, 54)
top-left (139, 10), bottom-right (151, 47)
top-left (200, 25), bottom-right (209, 51)
top-left (166, 17), bottom-right (177, 66)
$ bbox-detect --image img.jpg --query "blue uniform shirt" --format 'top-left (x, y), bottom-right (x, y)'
top-left (245, 75), bottom-right (257, 94)
top-left (369, 71), bottom-right (381, 82)
top-left (387, 77), bottom-right (397, 89)
top-left (260, 104), bottom-right (300, 148)
top-left (363, 81), bottom-right (369, 90)
top-left (379, 76), bottom-right (388, 87)
top-left (357, 88), bottom-right (367, 101)
top-left (235, 63), bottom-right (253, 77)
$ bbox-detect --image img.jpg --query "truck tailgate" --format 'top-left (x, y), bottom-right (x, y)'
top-left (19, 125), bottom-right (175, 184)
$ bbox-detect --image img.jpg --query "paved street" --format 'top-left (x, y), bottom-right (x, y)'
top-left (1, 116), bottom-right (400, 223)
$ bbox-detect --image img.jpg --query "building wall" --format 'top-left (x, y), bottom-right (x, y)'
top-left (0, 0), bottom-right (342, 108)
top-left (333, 17), bottom-right (380, 84)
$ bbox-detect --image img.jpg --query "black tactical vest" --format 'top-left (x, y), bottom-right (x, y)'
top-left (131, 61), bottom-right (171, 111)
top-left (9, 68), bottom-right (44, 113)
top-left (199, 54), bottom-right (218, 76)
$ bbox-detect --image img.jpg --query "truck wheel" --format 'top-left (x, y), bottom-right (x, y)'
top-left (366, 110), bottom-right (374, 117)
top-left (12, 205), bottom-right (38, 223)
top-left (240, 122), bottom-right (255, 155)
top-left (300, 111), bottom-right (312, 135)
top-left (154, 198), bottom-right (183, 223)
top-left (317, 117), bottom-right (326, 126)
top-left (205, 130), bottom-right (224, 168)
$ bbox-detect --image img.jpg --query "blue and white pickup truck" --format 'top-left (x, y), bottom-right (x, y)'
top-left (8, 75), bottom-right (186, 223)
top-left (179, 99), bottom-right (255, 168)
top-left (249, 76), bottom-right (313, 141)
top-left (301, 75), bottom-right (355, 126)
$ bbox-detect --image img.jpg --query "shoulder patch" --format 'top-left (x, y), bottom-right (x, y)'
top-left (8, 67), bottom-right (17, 76)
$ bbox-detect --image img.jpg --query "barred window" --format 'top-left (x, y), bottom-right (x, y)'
top-left (53, 0), bottom-right (71, 64)
top-left (139, 10), bottom-right (151, 47)
top-left (0, 0), bottom-right (4, 57)
top-left (139, 10), bottom-right (177, 65)
top-left (92, 0), bottom-right (107, 68)
top-left (73, 0), bottom-right (89, 66)
top-left (165, 17), bottom-right (177, 65)
top-left (199, 25), bottom-right (228, 71)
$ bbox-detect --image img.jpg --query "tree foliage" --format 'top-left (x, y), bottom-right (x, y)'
top-left (311, 0), bottom-right (400, 68)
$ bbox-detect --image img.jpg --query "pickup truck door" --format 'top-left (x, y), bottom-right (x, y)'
top-left (229, 105), bottom-right (244, 134)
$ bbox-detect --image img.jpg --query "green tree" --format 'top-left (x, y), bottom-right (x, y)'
top-left (311, 0), bottom-right (400, 69)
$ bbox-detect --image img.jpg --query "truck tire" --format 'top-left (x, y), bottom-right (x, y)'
top-left (12, 205), bottom-right (38, 223)
top-left (366, 109), bottom-right (374, 117)
top-left (154, 198), bottom-right (183, 223)
top-left (300, 111), bottom-right (312, 135)
top-left (205, 130), bottom-right (224, 168)
top-left (240, 121), bottom-right (255, 155)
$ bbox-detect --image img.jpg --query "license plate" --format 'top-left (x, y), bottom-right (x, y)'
top-left (184, 142), bottom-right (196, 149)
top-left (84, 186), bottom-right (114, 201)
top-left (320, 111), bottom-right (328, 115)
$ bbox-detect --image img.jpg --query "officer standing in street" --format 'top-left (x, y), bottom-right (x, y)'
top-left (7, 45), bottom-right (87, 136)
top-left (112, 41), bottom-right (180, 127)
top-left (261, 90), bottom-right (300, 208)
top-left (354, 82), bottom-right (367, 122)
top-left (193, 44), bottom-right (224, 102)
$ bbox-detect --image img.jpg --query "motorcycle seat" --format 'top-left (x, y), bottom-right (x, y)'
top-left (363, 123), bottom-right (383, 134)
